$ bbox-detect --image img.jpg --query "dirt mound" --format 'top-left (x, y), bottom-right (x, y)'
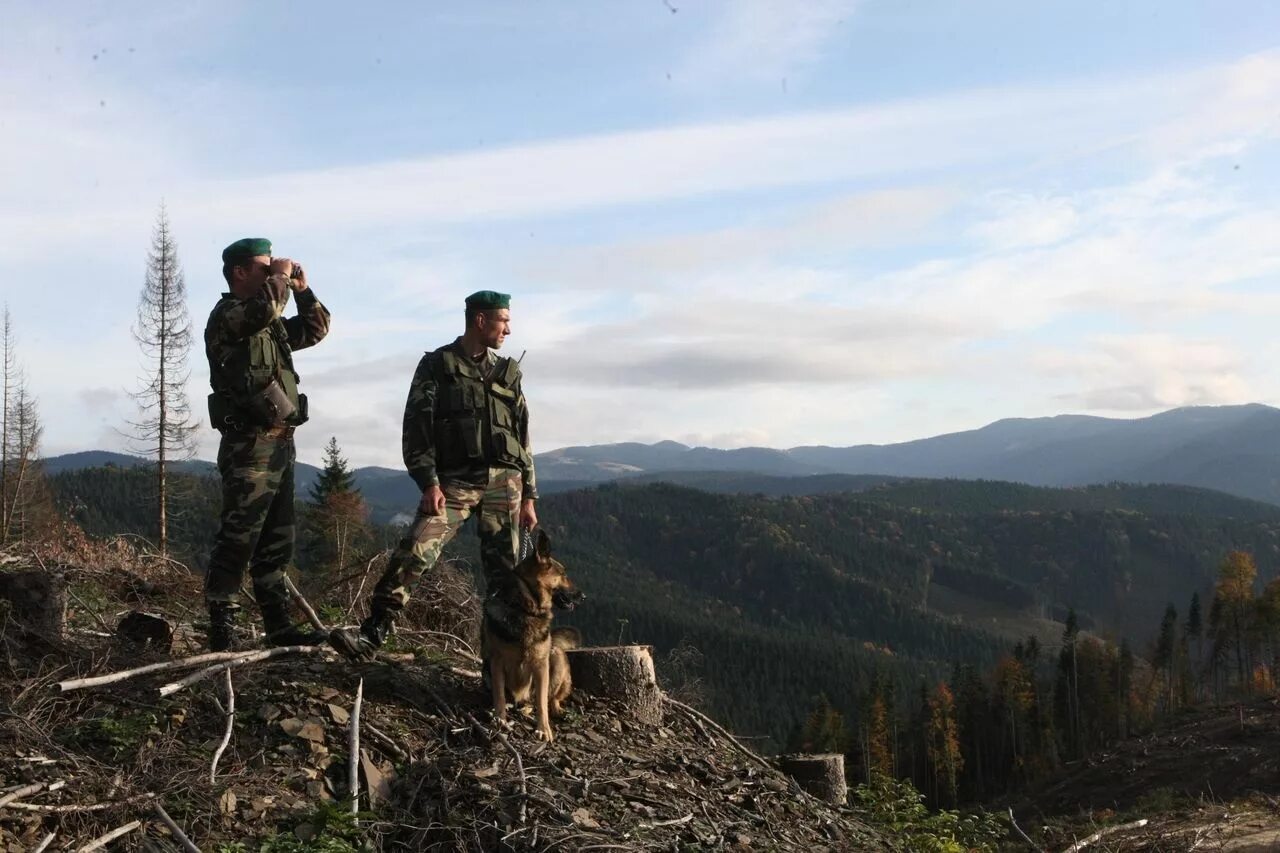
top-left (0, 542), bottom-right (890, 851)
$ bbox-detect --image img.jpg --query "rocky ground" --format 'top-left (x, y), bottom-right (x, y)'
top-left (0, 536), bottom-right (891, 852)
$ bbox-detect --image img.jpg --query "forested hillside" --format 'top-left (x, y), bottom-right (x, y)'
top-left (47, 465), bottom-right (1280, 756)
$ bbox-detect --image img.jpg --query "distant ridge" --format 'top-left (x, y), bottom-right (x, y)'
top-left (536, 404), bottom-right (1280, 506)
top-left (40, 404), bottom-right (1280, 515)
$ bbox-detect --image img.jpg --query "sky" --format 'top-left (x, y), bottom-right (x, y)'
top-left (3, 0), bottom-right (1280, 469)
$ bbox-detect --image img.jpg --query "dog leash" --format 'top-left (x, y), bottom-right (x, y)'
top-left (519, 527), bottom-right (533, 562)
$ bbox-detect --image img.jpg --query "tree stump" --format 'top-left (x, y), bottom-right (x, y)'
top-left (566, 645), bottom-right (662, 725)
top-left (0, 569), bottom-right (67, 640)
top-left (781, 754), bottom-right (847, 805)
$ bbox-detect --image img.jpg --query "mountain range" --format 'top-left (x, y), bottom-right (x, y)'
top-left (41, 404), bottom-right (1280, 520)
top-left (537, 404), bottom-right (1280, 504)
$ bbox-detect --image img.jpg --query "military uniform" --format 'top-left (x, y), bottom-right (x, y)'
top-left (332, 291), bottom-right (536, 658)
top-left (204, 238), bottom-right (331, 650)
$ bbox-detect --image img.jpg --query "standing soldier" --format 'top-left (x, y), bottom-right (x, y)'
top-left (332, 291), bottom-right (538, 658)
top-left (203, 238), bottom-right (331, 651)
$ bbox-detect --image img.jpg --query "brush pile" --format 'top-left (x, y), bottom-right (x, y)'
top-left (0, 536), bottom-right (890, 851)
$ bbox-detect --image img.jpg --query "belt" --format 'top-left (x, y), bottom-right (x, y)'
top-left (223, 425), bottom-right (295, 440)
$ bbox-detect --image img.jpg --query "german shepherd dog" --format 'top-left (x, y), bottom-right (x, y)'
top-left (482, 529), bottom-right (584, 741)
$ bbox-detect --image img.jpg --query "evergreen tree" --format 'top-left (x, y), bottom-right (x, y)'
top-left (303, 436), bottom-right (368, 571)
top-left (128, 205), bottom-right (198, 557)
top-left (309, 436), bottom-right (359, 504)
top-left (1057, 608), bottom-right (1081, 758)
top-left (799, 694), bottom-right (847, 754)
top-left (1154, 603), bottom-right (1178, 712)
top-left (1186, 592), bottom-right (1203, 699)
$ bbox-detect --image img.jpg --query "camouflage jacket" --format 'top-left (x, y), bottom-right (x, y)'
top-left (402, 338), bottom-right (537, 500)
top-left (204, 276), bottom-right (331, 423)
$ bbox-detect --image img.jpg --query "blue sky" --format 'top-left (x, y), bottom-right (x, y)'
top-left (3, 1), bottom-right (1280, 468)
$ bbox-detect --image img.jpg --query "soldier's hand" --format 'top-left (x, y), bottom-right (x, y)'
top-left (269, 257), bottom-right (295, 278)
top-left (420, 485), bottom-right (446, 516)
top-left (519, 499), bottom-right (538, 530)
top-left (289, 263), bottom-right (308, 292)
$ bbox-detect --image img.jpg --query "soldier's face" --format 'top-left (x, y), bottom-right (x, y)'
top-left (233, 254), bottom-right (272, 293)
top-left (479, 309), bottom-right (511, 349)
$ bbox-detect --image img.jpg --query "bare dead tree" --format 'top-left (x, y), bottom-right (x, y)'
top-left (0, 306), bottom-right (45, 543)
top-left (128, 205), bottom-right (199, 557)
top-left (1, 305), bottom-right (13, 540)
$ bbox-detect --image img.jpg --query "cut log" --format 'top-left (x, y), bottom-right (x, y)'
top-left (565, 645), bottom-right (662, 725)
top-left (0, 569), bottom-right (66, 639)
top-left (780, 754), bottom-right (847, 805)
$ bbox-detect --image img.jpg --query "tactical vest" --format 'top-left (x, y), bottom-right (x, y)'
top-left (431, 349), bottom-right (530, 469)
top-left (209, 315), bottom-right (306, 430)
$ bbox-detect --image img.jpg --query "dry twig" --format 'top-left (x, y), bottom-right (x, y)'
top-left (363, 721), bottom-right (410, 763)
top-left (283, 574), bottom-right (327, 632)
top-left (31, 833), bottom-right (56, 853)
top-left (1009, 807), bottom-right (1046, 852)
top-left (75, 818), bottom-right (143, 852)
top-left (1061, 819), bottom-right (1150, 852)
top-left (209, 668), bottom-right (235, 783)
top-left (154, 802), bottom-right (203, 853)
top-left (59, 649), bottom-right (299, 692)
top-left (158, 645), bottom-right (326, 696)
top-left (2, 792), bottom-right (156, 813)
top-left (663, 696), bottom-right (772, 772)
top-left (350, 676), bottom-right (364, 816)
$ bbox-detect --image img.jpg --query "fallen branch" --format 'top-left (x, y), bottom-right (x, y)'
top-left (154, 802), bottom-right (202, 853)
top-left (349, 677), bottom-right (363, 817)
top-left (363, 722), bottom-right (409, 763)
top-left (209, 668), bottom-right (236, 783)
top-left (283, 574), bottom-right (327, 632)
top-left (75, 818), bottom-right (143, 852)
top-left (496, 726), bottom-right (528, 826)
top-left (641, 813), bottom-right (693, 829)
top-left (59, 649), bottom-right (293, 692)
top-left (2, 793), bottom-right (156, 813)
top-left (158, 645), bottom-right (326, 697)
top-left (399, 628), bottom-right (481, 663)
top-left (31, 834), bottom-right (55, 853)
top-left (662, 696), bottom-right (773, 773)
top-left (1009, 808), bottom-right (1046, 852)
top-left (1062, 819), bottom-right (1150, 853)
top-left (0, 782), bottom-right (47, 809)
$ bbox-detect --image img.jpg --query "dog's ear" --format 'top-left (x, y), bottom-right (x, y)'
top-left (535, 528), bottom-right (551, 560)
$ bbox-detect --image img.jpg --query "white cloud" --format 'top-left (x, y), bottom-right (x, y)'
top-left (1037, 335), bottom-right (1252, 412)
top-left (679, 0), bottom-right (860, 86)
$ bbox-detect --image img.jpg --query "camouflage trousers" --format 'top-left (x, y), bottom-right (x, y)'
top-left (371, 468), bottom-right (523, 614)
top-left (204, 429), bottom-right (296, 610)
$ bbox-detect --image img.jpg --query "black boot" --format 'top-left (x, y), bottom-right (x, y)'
top-left (260, 603), bottom-right (328, 648)
top-left (329, 609), bottom-right (395, 660)
top-left (208, 602), bottom-right (240, 652)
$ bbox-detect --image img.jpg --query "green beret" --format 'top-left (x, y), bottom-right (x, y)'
top-left (465, 290), bottom-right (510, 310)
top-left (221, 237), bottom-right (272, 265)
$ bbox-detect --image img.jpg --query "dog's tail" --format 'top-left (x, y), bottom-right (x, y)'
top-left (551, 627), bottom-right (582, 651)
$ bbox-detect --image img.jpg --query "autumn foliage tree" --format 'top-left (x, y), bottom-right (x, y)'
top-left (1210, 550), bottom-right (1258, 692)
top-left (925, 683), bottom-right (963, 805)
